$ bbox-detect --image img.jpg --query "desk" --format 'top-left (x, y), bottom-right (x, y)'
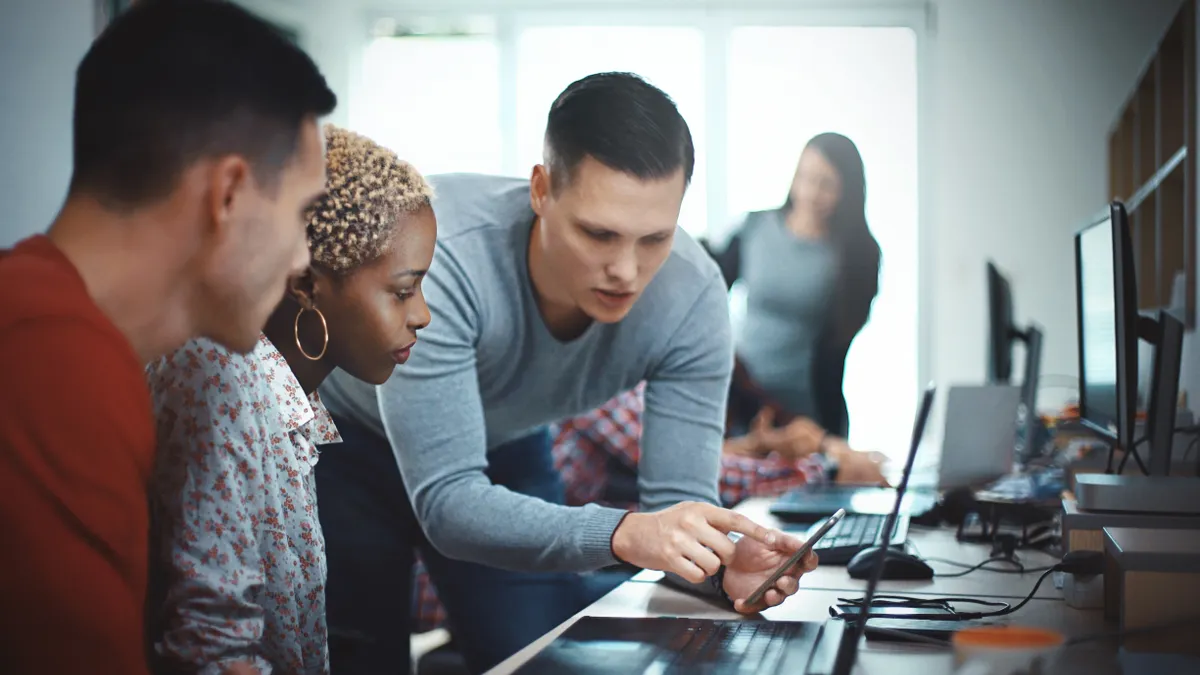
top-left (487, 498), bottom-right (1125, 674)
top-left (489, 581), bottom-right (1113, 675)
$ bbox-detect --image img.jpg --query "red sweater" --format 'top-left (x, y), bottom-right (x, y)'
top-left (0, 235), bottom-right (154, 675)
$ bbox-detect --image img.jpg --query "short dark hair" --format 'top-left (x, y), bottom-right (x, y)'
top-left (70, 0), bottom-right (337, 209)
top-left (544, 72), bottom-right (694, 193)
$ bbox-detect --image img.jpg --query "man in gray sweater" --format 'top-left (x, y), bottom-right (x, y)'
top-left (316, 72), bottom-right (816, 674)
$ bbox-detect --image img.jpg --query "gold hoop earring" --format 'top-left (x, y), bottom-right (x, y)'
top-left (294, 306), bottom-right (329, 361)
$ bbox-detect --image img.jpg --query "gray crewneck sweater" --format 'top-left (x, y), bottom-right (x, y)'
top-left (320, 173), bottom-right (733, 574)
top-left (735, 210), bottom-right (837, 419)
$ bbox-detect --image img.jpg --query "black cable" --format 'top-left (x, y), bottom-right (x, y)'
top-left (1184, 435), bottom-right (1200, 461)
top-left (1115, 435), bottom-right (1149, 475)
top-left (907, 539), bottom-right (1056, 578)
top-left (837, 566), bottom-right (1058, 622)
top-left (1115, 426), bottom-right (1200, 475)
top-left (955, 566), bottom-right (1058, 619)
top-left (924, 555), bottom-right (1054, 578)
top-left (928, 556), bottom-right (1020, 577)
top-left (837, 594), bottom-right (1011, 616)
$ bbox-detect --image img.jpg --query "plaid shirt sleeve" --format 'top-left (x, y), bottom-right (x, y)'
top-left (717, 453), bottom-right (826, 508)
top-left (552, 381), bottom-right (827, 508)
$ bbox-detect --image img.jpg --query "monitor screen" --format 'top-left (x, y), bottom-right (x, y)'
top-left (1077, 216), bottom-right (1119, 434)
top-left (986, 261), bottom-right (1014, 383)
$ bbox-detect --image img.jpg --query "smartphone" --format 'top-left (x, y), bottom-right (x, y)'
top-left (832, 605), bottom-right (955, 620)
top-left (744, 508), bottom-right (845, 606)
top-left (861, 619), bottom-right (961, 644)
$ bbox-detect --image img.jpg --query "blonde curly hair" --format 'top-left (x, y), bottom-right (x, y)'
top-left (306, 124), bottom-right (433, 273)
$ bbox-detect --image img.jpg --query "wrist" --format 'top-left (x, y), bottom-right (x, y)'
top-left (821, 436), bottom-right (850, 463)
top-left (610, 511), bottom-right (636, 563)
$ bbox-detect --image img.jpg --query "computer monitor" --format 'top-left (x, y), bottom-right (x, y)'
top-left (986, 261), bottom-right (1044, 460)
top-left (1075, 200), bottom-right (1186, 479)
top-left (1074, 201), bottom-right (1151, 471)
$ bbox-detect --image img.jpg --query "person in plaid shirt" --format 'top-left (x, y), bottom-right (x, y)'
top-left (411, 381), bottom-right (887, 634)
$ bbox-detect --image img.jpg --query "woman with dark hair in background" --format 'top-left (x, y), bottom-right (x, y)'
top-left (706, 132), bottom-right (886, 483)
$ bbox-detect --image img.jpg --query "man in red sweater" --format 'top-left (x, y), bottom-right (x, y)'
top-left (0, 3), bottom-right (336, 673)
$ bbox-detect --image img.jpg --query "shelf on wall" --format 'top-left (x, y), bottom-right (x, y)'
top-left (1108, 0), bottom-right (1196, 326)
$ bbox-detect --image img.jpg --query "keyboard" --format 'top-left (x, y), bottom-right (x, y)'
top-left (513, 616), bottom-right (834, 675)
top-left (805, 513), bottom-right (910, 565)
top-left (668, 620), bottom-right (800, 672)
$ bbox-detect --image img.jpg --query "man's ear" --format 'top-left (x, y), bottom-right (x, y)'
top-left (529, 164), bottom-right (551, 217)
top-left (286, 268), bottom-right (318, 310)
top-left (205, 155), bottom-right (253, 242)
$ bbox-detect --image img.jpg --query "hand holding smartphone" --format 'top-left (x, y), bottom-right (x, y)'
top-left (744, 508), bottom-right (845, 606)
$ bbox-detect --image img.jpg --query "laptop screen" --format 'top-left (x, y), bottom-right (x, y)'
top-left (830, 385), bottom-right (937, 675)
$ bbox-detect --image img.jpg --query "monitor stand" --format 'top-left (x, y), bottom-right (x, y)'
top-left (1074, 474), bottom-right (1200, 514)
top-left (1077, 310), bottom-right (1199, 515)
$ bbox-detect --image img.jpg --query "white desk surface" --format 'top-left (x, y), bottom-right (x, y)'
top-left (486, 498), bottom-right (1125, 674)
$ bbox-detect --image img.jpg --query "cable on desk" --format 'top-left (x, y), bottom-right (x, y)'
top-left (906, 541), bottom-right (1056, 578)
top-left (1114, 435), bottom-right (1148, 475)
top-left (954, 566), bottom-right (1058, 619)
top-left (1114, 425), bottom-right (1200, 476)
top-left (839, 551), bottom-right (1102, 622)
top-left (923, 555), bottom-right (1054, 578)
top-left (837, 594), bottom-right (1011, 617)
top-left (1182, 433), bottom-right (1200, 477)
top-left (1185, 435), bottom-right (1200, 460)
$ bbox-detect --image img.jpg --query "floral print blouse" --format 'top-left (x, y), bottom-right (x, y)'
top-left (146, 334), bottom-right (342, 675)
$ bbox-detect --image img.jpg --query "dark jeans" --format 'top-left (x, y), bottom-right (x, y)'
top-left (316, 417), bottom-right (632, 675)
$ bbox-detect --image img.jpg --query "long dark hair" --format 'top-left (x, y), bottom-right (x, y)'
top-left (783, 132), bottom-right (882, 346)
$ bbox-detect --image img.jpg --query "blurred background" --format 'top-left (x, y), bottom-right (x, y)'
top-left (0, 0), bottom-right (1192, 461)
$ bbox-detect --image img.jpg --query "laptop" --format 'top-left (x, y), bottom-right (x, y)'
top-left (769, 486), bottom-right (930, 565)
top-left (772, 385), bottom-right (1016, 515)
top-left (769, 386), bottom-right (1007, 565)
top-left (512, 386), bottom-right (937, 675)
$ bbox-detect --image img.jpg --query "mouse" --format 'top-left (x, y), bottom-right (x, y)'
top-left (846, 546), bottom-right (935, 580)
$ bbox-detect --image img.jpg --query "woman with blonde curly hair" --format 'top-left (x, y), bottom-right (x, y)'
top-left (145, 125), bottom-right (436, 675)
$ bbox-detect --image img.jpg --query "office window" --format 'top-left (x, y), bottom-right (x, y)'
top-left (513, 26), bottom-right (708, 236)
top-left (354, 34), bottom-right (503, 176)
top-left (350, 18), bottom-right (925, 445)
top-left (726, 27), bottom-right (919, 458)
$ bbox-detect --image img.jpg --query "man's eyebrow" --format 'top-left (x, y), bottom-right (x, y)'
top-left (574, 218), bottom-right (613, 232)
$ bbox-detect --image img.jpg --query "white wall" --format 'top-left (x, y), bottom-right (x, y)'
top-left (0, 0), bottom-right (94, 246)
top-left (0, 0), bottom-right (359, 249)
top-left (929, 0), bottom-right (1184, 413)
top-left (238, 0), bottom-right (360, 129)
